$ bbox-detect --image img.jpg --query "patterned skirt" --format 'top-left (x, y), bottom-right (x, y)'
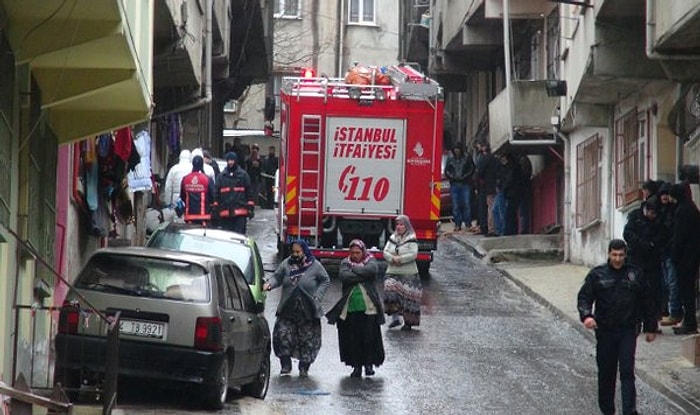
top-left (383, 273), bottom-right (422, 326)
top-left (272, 317), bottom-right (322, 364)
top-left (337, 312), bottom-right (385, 367)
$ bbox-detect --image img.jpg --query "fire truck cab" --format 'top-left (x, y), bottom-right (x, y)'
top-left (276, 64), bottom-right (444, 276)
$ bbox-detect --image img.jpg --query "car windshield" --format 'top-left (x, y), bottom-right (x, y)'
top-left (148, 231), bottom-right (255, 284)
top-left (75, 254), bottom-right (210, 302)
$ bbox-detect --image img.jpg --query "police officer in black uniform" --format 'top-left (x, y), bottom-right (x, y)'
top-left (577, 239), bottom-right (657, 415)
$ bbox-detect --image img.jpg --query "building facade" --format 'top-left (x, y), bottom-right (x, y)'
top-left (0, 0), bottom-right (269, 393)
top-left (235, 0), bottom-right (400, 134)
top-left (420, 0), bottom-right (700, 266)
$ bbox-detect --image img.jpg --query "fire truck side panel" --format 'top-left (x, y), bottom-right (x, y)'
top-left (324, 116), bottom-right (405, 215)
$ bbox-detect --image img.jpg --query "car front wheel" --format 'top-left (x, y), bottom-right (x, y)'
top-left (242, 352), bottom-right (270, 399)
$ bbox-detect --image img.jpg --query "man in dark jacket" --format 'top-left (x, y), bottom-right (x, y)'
top-left (215, 152), bottom-right (254, 234)
top-left (444, 143), bottom-right (475, 231)
top-left (668, 183), bottom-right (700, 335)
top-left (657, 183), bottom-right (682, 326)
top-left (623, 195), bottom-right (665, 320)
top-left (577, 239), bottom-right (657, 415)
top-left (260, 146), bottom-right (278, 209)
top-left (180, 155), bottom-right (215, 224)
top-left (475, 141), bottom-right (498, 235)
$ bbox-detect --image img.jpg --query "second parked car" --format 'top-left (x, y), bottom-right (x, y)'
top-left (146, 222), bottom-right (266, 306)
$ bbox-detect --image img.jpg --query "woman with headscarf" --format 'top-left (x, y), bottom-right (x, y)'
top-left (263, 240), bottom-right (330, 377)
top-left (326, 239), bottom-right (386, 378)
top-left (383, 215), bottom-right (422, 330)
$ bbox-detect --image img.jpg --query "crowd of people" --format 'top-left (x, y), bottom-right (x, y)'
top-left (160, 142), bottom-right (279, 234)
top-left (444, 141), bottom-right (532, 237)
top-left (576, 177), bottom-right (700, 415)
top-left (264, 214), bottom-right (423, 378)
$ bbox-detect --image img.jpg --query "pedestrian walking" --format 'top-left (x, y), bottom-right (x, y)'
top-left (475, 141), bottom-right (498, 236)
top-left (657, 183), bottom-right (682, 326)
top-left (383, 214), bottom-right (422, 330)
top-left (577, 239), bottom-right (658, 415)
top-left (215, 152), bottom-right (254, 234)
top-left (444, 143), bottom-right (475, 231)
top-left (326, 239), bottom-right (386, 378)
top-left (263, 240), bottom-right (330, 377)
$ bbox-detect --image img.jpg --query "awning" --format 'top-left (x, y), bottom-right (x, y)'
top-left (1, 0), bottom-right (153, 144)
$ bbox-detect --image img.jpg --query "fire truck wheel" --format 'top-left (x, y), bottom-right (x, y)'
top-left (417, 261), bottom-right (431, 279)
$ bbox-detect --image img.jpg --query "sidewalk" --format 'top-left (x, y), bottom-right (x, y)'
top-left (445, 228), bottom-right (700, 414)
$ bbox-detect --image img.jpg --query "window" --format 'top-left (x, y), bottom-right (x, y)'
top-left (349, 0), bottom-right (375, 24)
top-left (274, 0), bottom-right (300, 18)
top-left (576, 134), bottom-right (601, 227)
top-left (615, 108), bottom-right (647, 207)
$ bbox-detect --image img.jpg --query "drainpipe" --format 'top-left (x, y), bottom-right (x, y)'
top-left (646, 0), bottom-right (700, 60)
top-left (204, 0), bottom-right (213, 147)
top-left (556, 130), bottom-right (571, 263)
top-left (337, 0), bottom-right (346, 77)
top-left (153, 0), bottom-right (213, 120)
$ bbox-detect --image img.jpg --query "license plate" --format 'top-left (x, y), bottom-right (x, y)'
top-left (119, 320), bottom-right (167, 340)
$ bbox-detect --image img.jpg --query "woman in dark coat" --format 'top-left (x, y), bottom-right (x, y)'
top-left (327, 239), bottom-right (386, 378)
top-left (263, 239), bottom-right (330, 377)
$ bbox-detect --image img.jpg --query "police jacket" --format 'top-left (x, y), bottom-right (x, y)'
top-left (577, 263), bottom-right (657, 332)
top-left (180, 171), bottom-right (215, 221)
top-left (216, 165), bottom-right (254, 217)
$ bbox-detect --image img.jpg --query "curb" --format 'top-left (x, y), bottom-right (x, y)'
top-left (448, 234), bottom-right (700, 415)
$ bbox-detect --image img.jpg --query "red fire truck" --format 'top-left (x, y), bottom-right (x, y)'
top-left (275, 64), bottom-right (444, 275)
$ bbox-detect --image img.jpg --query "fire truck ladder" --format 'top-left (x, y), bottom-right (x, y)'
top-left (297, 115), bottom-right (322, 244)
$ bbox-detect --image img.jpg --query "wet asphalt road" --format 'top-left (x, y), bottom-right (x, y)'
top-left (106, 210), bottom-right (687, 415)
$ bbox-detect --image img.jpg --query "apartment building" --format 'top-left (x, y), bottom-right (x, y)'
top-left (235, 0), bottom-right (400, 134)
top-left (419, 0), bottom-right (700, 266)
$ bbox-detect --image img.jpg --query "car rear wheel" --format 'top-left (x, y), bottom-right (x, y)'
top-left (201, 357), bottom-right (229, 410)
top-left (242, 352), bottom-right (270, 399)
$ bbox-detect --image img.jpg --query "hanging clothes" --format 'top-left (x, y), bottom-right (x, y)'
top-left (114, 127), bottom-right (132, 163)
top-left (127, 129), bottom-right (154, 192)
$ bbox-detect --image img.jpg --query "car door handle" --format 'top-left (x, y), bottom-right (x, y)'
top-left (247, 317), bottom-right (253, 324)
top-left (229, 316), bottom-right (236, 322)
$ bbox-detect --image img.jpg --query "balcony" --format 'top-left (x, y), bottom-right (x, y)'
top-left (488, 80), bottom-right (560, 154)
top-left (575, 21), bottom-right (666, 105)
top-left (0, 0), bottom-right (153, 144)
top-left (645, 0), bottom-right (700, 81)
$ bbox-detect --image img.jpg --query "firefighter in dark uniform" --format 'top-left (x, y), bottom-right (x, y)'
top-left (577, 239), bottom-right (657, 415)
top-left (215, 152), bottom-right (254, 234)
top-left (179, 155), bottom-right (215, 224)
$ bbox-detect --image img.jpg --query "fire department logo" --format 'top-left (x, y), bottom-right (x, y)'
top-left (627, 271), bottom-right (636, 282)
top-left (191, 176), bottom-right (199, 185)
top-left (407, 141), bottom-right (430, 166)
top-left (413, 142), bottom-right (424, 157)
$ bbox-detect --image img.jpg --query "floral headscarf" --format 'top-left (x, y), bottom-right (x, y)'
top-left (347, 239), bottom-right (372, 267)
top-left (288, 239), bottom-right (315, 277)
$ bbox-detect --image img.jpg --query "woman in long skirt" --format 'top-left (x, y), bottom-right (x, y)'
top-left (327, 239), bottom-right (385, 377)
top-left (383, 214), bottom-right (422, 330)
top-left (264, 240), bottom-right (330, 377)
